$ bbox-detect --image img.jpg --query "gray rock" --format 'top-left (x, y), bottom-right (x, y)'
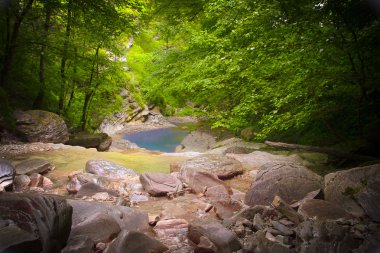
top-left (0, 160), bottom-right (15, 191)
top-left (357, 182), bottom-right (380, 222)
top-left (0, 193), bottom-right (72, 253)
top-left (244, 230), bottom-right (293, 253)
top-left (139, 173), bottom-right (183, 196)
top-left (70, 212), bottom-right (121, 243)
top-left (179, 155), bottom-right (244, 180)
top-left (76, 182), bottom-right (118, 198)
top-left (245, 163), bottom-right (323, 206)
top-left (298, 199), bottom-right (351, 220)
top-left (105, 230), bottom-right (169, 253)
top-left (68, 199), bottom-right (149, 232)
top-left (85, 160), bottom-right (137, 180)
top-left (13, 174), bottom-right (30, 191)
top-left (15, 159), bottom-right (54, 175)
top-left (188, 220), bottom-right (241, 253)
top-left (61, 235), bottom-right (94, 253)
top-left (324, 164), bottom-right (380, 220)
top-left (14, 110), bottom-right (69, 143)
top-left (0, 221), bottom-right (41, 253)
top-left (271, 220), bottom-right (294, 236)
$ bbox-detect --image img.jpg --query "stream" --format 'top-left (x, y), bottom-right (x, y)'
top-left (123, 124), bottom-right (192, 152)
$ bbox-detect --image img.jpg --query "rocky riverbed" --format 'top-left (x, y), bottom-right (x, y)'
top-left (1, 119), bottom-right (380, 253)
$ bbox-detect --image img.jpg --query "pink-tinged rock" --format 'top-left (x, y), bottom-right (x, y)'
top-left (140, 173), bottom-right (183, 196)
top-left (180, 169), bottom-right (231, 194)
top-left (42, 176), bottom-right (53, 188)
top-left (29, 173), bottom-right (43, 187)
top-left (66, 178), bottom-right (81, 194)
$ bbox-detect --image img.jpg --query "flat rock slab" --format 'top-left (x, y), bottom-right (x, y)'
top-left (298, 199), bottom-right (351, 220)
top-left (67, 132), bottom-right (112, 151)
top-left (76, 182), bottom-right (118, 198)
top-left (188, 220), bottom-right (242, 253)
top-left (0, 193), bottom-right (72, 253)
top-left (105, 230), bottom-right (169, 253)
top-left (15, 159), bottom-right (54, 175)
top-left (245, 163), bottom-right (323, 206)
top-left (324, 164), bottom-right (380, 220)
top-left (140, 173), bottom-right (183, 196)
top-left (85, 160), bottom-right (137, 180)
top-left (179, 154), bottom-right (244, 180)
top-left (227, 151), bottom-right (302, 170)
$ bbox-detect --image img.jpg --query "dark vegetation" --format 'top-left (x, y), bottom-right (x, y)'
top-left (1, 0), bottom-right (379, 153)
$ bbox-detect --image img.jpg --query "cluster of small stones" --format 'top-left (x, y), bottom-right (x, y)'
top-left (226, 205), bottom-right (380, 253)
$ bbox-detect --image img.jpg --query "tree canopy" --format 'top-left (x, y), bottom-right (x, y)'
top-left (1, 0), bottom-right (379, 149)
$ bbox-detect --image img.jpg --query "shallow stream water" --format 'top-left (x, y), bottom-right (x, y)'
top-left (123, 125), bottom-right (191, 152)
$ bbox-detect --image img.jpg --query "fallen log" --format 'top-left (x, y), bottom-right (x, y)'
top-left (264, 140), bottom-right (376, 163)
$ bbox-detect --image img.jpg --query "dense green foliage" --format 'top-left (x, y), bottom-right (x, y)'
top-left (1, 0), bottom-right (379, 148)
top-left (0, 0), bottom-right (145, 130)
top-left (132, 0), bottom-right (380, 145)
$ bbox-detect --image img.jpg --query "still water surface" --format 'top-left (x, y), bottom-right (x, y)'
top-left (123, 126), bottom-right (190, 152)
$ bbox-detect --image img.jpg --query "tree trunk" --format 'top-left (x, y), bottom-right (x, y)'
top-left (58, 0), bottom-right (73, 115)
top-left (65, 48), bottom-right (78, 113)
top-left (0, 0), bottom-right (35, 87)
top-left (264, 140), bottom-right (376, 163)
top-left (33, 5), bottom-right (52, 109)
top-left (81, 45), bottom-right (100, 130)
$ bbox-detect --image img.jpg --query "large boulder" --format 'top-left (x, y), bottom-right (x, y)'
top-left (179, 154), bottom-right (244, 180)
top-left (0, 160), bottom-right (15, 191)
top-left (66, 132), bottom-right (112, 151)
top-left (179, 131), bottom-right (216, 152)
top-left (244, 163), bottom-right (323, 206)
top-left (70, 212), bottom-right (121, 243)
top-left (188, 219), bottom-right (241, 253)
top-left (85, 160), bottom-right (137, 180)
top-left (76, 182), bottom-right (118, 198)
top-left (0, 193), bottom-right (72, 253)
top-left (14, 110), bottom-right (69, 143)
top-left (105, 230), bottom-right (169, 253)
top-left (15, 159), bottom-right (54, 175)
top-left (324, 164), bottom-right (380, 221)
top-left (67, 200), bottom-right (149, 233)
top-left (139, 173), bottom-right (183, 196)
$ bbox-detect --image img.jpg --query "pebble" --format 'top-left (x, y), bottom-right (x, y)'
top-left (271, 220), bottom-right (294, 236)
top-left (253, 213), bottom-right (264, 230)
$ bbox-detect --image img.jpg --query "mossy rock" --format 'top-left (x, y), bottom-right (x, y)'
top-left (67, 132), bottom-right (112, 152)
top-left (14, 110), bottom-right (69, 144)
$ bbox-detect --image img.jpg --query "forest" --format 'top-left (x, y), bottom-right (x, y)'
top-left (0, 0), bottom-right (379, 150)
